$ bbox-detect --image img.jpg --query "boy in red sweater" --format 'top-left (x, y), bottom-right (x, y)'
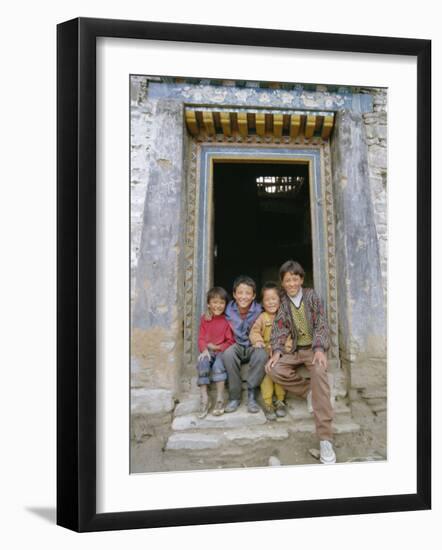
top-left (197, 287), bottom-right (235, 418)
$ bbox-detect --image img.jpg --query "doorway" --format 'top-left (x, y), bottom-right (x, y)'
top-left (213, 161), bottom-right (313, 297)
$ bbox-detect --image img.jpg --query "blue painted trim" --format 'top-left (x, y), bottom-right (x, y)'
top-left (196, 145), bottom-right (328, 320)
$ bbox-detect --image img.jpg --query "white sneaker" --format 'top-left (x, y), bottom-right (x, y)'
top-left (320, 440), bottom-right (336, 464)
top-left (306, 390), bottom-right (313, 413)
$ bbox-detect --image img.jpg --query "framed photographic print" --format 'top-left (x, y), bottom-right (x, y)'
top-left (57, 17), bottom-right (431, 532)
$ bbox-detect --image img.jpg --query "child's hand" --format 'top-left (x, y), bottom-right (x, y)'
top-left (313, 350), bottom-right (328, 370)
top-left (254, 342), bottom-right (265, 348)
top-left (198, 349), bottom-right (211, 361)
top-left (207, 343), bottom-right (221, 352)
top-left (265, 351), bottom-right (282, 374)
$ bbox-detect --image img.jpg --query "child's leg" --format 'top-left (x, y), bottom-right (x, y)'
top-left (196, 355), bottom-right (212, 390)
top-left (211, 352), bottom-right (228, 399)
top-left (197, 385), bottom-right (211, 419)
top-left (196, 355), bottom-right (213, 418)
top-left (261, 374), bottom-right (277, 421)
top-left (212, 353), bottom-right (227, 415)
top-left (260, 374), bottom-right (274, 406)
top-left (274, 383), bottom-right (286, 402)
top-left (199, 383), bottom-right (209, 401)
top-left (212, 381), bottom-right (225, 416)
top-left (269, 353), bottom-right (310, 398)
top-left (215, 380), bottom-right (224, 401)
top-left (273, 383), bottom-right (287, 418)
top-left (222, 344), bottom-right (244, 401)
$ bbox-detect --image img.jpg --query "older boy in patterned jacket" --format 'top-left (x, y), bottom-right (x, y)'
top-left (266, 260), bottom-right (336, 464)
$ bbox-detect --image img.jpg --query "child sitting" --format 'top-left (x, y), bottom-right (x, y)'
top-left (196, 286), bottom-right (234, 418)
top-left (250, 282), bottom-right (287, 421)
top-left (267, 260), bottom-right (336, 464)
top-left (223, 275), bottom-right (268, 413)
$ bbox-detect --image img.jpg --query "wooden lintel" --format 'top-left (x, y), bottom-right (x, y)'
top-left (305, 115), bottom-right (316, 138)
top-left (185, 110), bottom-right (199, 136)
top-left (273, 114), bottom-right (283, 137)
top-left (290, 114), bottom-right (301, 139)
top-left (321, 115), bottom-right (334, 139)
top-left (220, 112), bottom-right (231, 136)
top-left (202, 111), bottom-right (215, 135)
top-left (255, 113), bottom-right (265, 137)
top-left (237, 112), bottom-right (248, 137)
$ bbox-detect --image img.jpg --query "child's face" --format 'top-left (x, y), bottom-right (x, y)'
top-left (262, 288), bottom-right (280, 314)
top-left (208, 297), bottom-right (227, 317)
top-left (281, 272), bottom-right (304, 297)
top-left (233, 283), bottom-right (256, 311)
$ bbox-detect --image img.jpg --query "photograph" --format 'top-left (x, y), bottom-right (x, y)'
top-left (55, 15), bottom-right (430, 531)
top-left (0, 0), bottom-right (437, 543)
top-left (130, 74), bottom-right (388, 473)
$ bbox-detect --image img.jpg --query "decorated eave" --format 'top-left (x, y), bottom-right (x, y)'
top-left (184, 107), bottom-right (335, 142)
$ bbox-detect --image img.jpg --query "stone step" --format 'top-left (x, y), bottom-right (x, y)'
top-left (173, 396), bottom-right (356, 425)
top-left (166, 424), bottom-right (290, 452)
top-left (167, 401), bottom-right (359, 454)
top-left (172, 404), bottom-right (267, 431)
top-left (288, 419), bottom-right (361, 434)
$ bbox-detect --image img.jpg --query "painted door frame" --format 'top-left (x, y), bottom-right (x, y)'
top-left (183, 141), bottom-right (340, 373)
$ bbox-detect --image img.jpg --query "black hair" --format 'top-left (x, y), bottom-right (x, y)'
top-left (207, 286), bottom-right (229, 304)
top-left (279, 260), bottom-right (305, 280)
top-left (232, 275), bottom-right (257, 294)
top-left (260, 281), bottom-right (279, 300)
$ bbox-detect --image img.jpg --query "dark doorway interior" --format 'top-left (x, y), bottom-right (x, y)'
top-left (213, 161), bottom-right (313, 298)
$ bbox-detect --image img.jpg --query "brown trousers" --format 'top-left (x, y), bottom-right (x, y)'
top-left (270, 348), bottom-right (333, 441)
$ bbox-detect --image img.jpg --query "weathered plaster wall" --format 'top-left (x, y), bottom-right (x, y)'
top-left (363, 89), bottom-right (388, 299)
top-left (330, 94), bottom-right (387, 445)
top-left (331, 108), bottom-right (386, 364)
top-left (131, 92), bottom-right (186, 395)
top-left (131, 77), bottom-right (153, 306)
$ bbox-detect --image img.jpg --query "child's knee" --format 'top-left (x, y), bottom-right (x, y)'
top-left (252, 347), bottom-right (268, 364)
top-left (222, 345), bottom-right (239, 367)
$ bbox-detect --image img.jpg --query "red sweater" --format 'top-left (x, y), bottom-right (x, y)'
top-left (198, 314), bottom-right (235, 353)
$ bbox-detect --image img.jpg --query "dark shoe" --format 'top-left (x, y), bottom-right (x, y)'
top-left (263, 403), bottom-right (277, 421)
top-left (274, 400), bottom-right (287, 418)
top-left (225, 399), bottom-right (241, 413)
top-left (247, 389), bottom-right (260, 413)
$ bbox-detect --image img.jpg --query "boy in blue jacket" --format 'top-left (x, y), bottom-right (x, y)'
top-left (223, 275), bottom-right (268, 413)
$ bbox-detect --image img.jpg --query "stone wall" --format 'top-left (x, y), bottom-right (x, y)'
top-left (131, 77), bottom-right (152, 306)
top-left (131, 89), bottom-right (186, 396)
top-left (330, 90), bottom-right (387, 448)
top-left (363, 88), bottom-right (388, 299)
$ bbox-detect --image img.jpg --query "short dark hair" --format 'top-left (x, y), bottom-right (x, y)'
top-left (279, 260), bottom-right (305, 280)
top-left (261, 281), bottom-right (279, 300)
top-left (207, 286), bottom-right (229, 304)
top-left (232, 275), bottom-right (256, 294)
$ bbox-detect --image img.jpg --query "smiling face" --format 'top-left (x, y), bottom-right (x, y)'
top-left (233, 283), bottom-right (256, 313)
top-left (281, 272), bottom-right (304, 298)
top-left (262, 288), bottom-right (280, 314)
top-left (208, 296), bottom-right (227, 317)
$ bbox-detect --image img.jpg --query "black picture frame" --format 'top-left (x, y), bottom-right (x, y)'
top-left (57, 17), bottom-right (431, 532)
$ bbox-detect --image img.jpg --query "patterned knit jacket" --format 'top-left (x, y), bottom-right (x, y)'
top-left (270, 288), bottom-right (329, 354)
